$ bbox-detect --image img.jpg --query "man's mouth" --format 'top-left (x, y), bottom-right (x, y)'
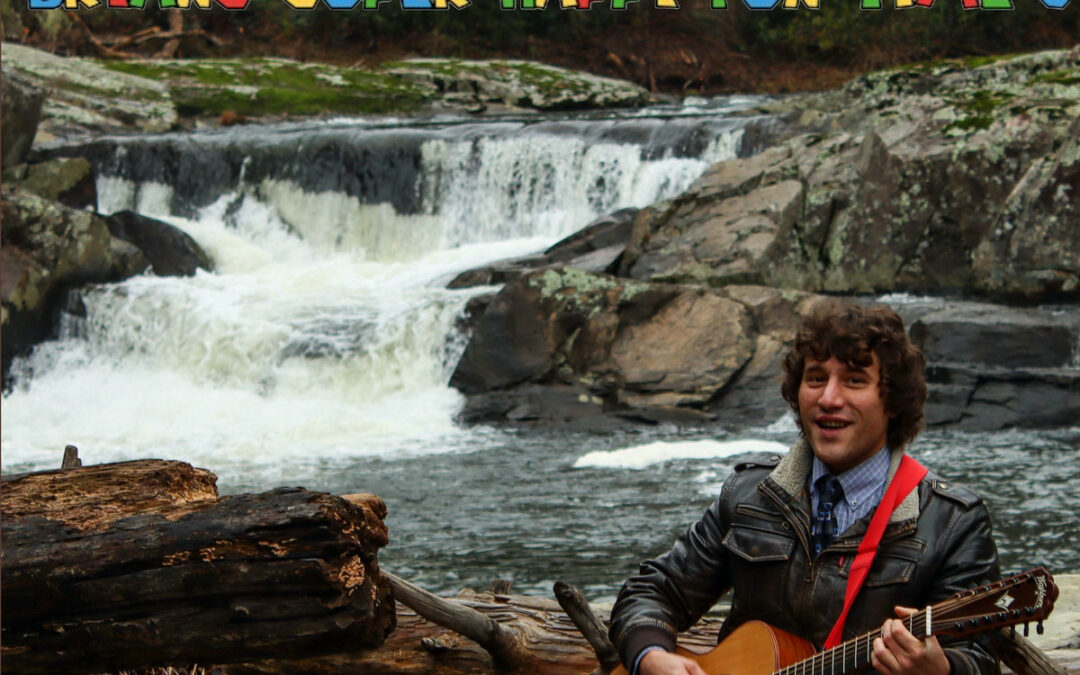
top-left (816, 419), bottom-right (851, 430)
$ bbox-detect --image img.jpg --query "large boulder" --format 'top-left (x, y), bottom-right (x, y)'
top-left (1, 186), bottom-right (147, 379)
top-left (1, 64), bottom-right (46, 168)
top-left (897, 299), bottom-right (1080, 430)
top-left (620, 48), bottom-right (1080, 302)
top-left (104, 211), bottom-right (213, 277)
top-left (451, 268), bottom-right (813, 428)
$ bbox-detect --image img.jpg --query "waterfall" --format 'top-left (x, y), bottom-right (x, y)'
top-left (3, 100), bottom-right (767, 483)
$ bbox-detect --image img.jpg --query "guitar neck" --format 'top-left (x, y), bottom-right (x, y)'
top-left (777, 610), bottom-right (929, 675)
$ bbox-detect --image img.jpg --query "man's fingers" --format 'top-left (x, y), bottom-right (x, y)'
top-left (882, 617), bottom-right (923, 655)
top-left (872, 615), bottom-right (950, 675)
top-left (872, 635), bottom-right (901, 673)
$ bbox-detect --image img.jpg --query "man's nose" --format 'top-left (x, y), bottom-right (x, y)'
top-left (819, 376), bottom-right (844, 409)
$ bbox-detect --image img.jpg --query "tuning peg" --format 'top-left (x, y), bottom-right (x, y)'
top-left (1037, 622), bottom-right (1044, 635)
top-left (1010, 626), bottom-right (1016, 638)
top-left (1024, 623), bottom-right (1030, 637)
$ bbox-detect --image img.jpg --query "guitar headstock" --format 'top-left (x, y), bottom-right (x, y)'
top-left (932, 568), bottom-right (1057, 638)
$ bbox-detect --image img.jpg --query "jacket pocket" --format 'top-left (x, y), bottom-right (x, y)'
top-left (722, 524), bottom-right (796, 562)
top-left (722, 524), bottom-right (796, 620)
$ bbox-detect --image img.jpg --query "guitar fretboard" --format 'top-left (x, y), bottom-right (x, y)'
top-left (776, 610), bottom-right (929, 675)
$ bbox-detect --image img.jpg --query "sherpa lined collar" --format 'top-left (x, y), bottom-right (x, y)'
top-left (768, 438), bottom-right (920, 525)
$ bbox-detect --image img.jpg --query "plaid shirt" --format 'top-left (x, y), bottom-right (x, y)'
top-left (810, 445), bottom-right (891, 538)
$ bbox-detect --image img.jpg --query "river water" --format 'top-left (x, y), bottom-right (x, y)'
top-left (3, 98), bottom-right (1078, 601)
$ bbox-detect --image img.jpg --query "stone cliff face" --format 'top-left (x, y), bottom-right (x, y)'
top-left (621, 48), bottom-right (1080, 302)
top-left (450, 49), bottom-right (1080, 432)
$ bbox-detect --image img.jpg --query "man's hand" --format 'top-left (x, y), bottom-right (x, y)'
top-left (871, 606), bottom-right (950, 675)
top-left (638, 649), bottom-right (710, 675)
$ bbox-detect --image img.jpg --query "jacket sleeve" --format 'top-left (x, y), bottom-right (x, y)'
top-left (930, 495), bottom-right (1002, 675)
top-left (608, 474), bottom-right (739, 671)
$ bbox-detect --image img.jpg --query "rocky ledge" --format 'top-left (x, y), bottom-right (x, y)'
top-left (1, 43), bottom-right (653, 141)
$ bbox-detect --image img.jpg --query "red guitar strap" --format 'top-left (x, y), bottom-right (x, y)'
top-left (823, 454), bottom-right (929, 649)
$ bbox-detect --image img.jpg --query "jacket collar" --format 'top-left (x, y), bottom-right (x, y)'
top-left (768, 437), bottom-right (920, 524)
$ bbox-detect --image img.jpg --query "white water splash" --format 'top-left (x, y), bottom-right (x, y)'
top-left (573, 439), bottom-right (787, 470)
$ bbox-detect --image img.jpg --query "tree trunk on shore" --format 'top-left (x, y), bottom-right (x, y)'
top-left (0, 460), bottom-right (395, 674)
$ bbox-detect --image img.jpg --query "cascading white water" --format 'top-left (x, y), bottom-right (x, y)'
top-left (2, 106), bottom-right (751, 487)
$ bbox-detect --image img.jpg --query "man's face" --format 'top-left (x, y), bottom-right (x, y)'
top-left (798, 354), bottom-right (891, 474)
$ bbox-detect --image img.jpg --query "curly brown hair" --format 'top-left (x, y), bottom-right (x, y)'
top-left (780, 300), bottom-right (927, 450)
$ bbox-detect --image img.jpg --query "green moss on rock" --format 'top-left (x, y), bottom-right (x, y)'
top-left (103, 58), bottom-right (431, 117)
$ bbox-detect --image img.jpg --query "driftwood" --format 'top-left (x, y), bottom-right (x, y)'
top-left (990, 629), bottom-right (1071, 675)
top-left (554, 580), bottom-right (621, 673)
top-left (0, 459), bottom-right (394, 674)
top-left (386, 572), bottom-right (538, 671)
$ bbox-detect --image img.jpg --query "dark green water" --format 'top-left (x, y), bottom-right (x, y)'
top-left (218, 424), bottom-right (1080, 602)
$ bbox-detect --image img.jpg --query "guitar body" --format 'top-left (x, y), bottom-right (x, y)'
top-left (611, 621), bottom-right (817, 675)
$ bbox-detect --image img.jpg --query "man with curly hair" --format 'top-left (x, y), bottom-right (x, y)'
top-left (610, 300), bottom-right (1001, 675)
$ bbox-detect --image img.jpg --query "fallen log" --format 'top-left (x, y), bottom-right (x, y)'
top-left (1, 460), bottom-right (394, 674)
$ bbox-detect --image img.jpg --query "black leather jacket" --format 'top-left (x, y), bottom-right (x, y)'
top-left (610, 441), bottom-right (1001, 675)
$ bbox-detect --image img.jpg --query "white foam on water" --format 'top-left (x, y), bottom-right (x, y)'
top-left (573, 439), bottom-right (788, 471)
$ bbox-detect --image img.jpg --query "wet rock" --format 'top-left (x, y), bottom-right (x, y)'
top-left (898, 299), bottom-right (1080, 430)
top-left (446, 253), bottom-right (551, 290)
top-left (447, 208), bottom-right (637, 290)
top-left (910, 304), bottom-right (1079, 371)
top-left (19, 157), bottom-right (97, 211)
top-left (932, 366), bottom-right (1080, 430)
top-left (103, 211), bottom-right (214, 277)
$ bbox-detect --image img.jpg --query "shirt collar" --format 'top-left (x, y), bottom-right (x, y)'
top-left (810, 445), bottom-right (891, 508)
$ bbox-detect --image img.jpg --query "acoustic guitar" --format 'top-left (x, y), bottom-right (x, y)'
top-left (612, 567), bottom-right (1057, 675)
